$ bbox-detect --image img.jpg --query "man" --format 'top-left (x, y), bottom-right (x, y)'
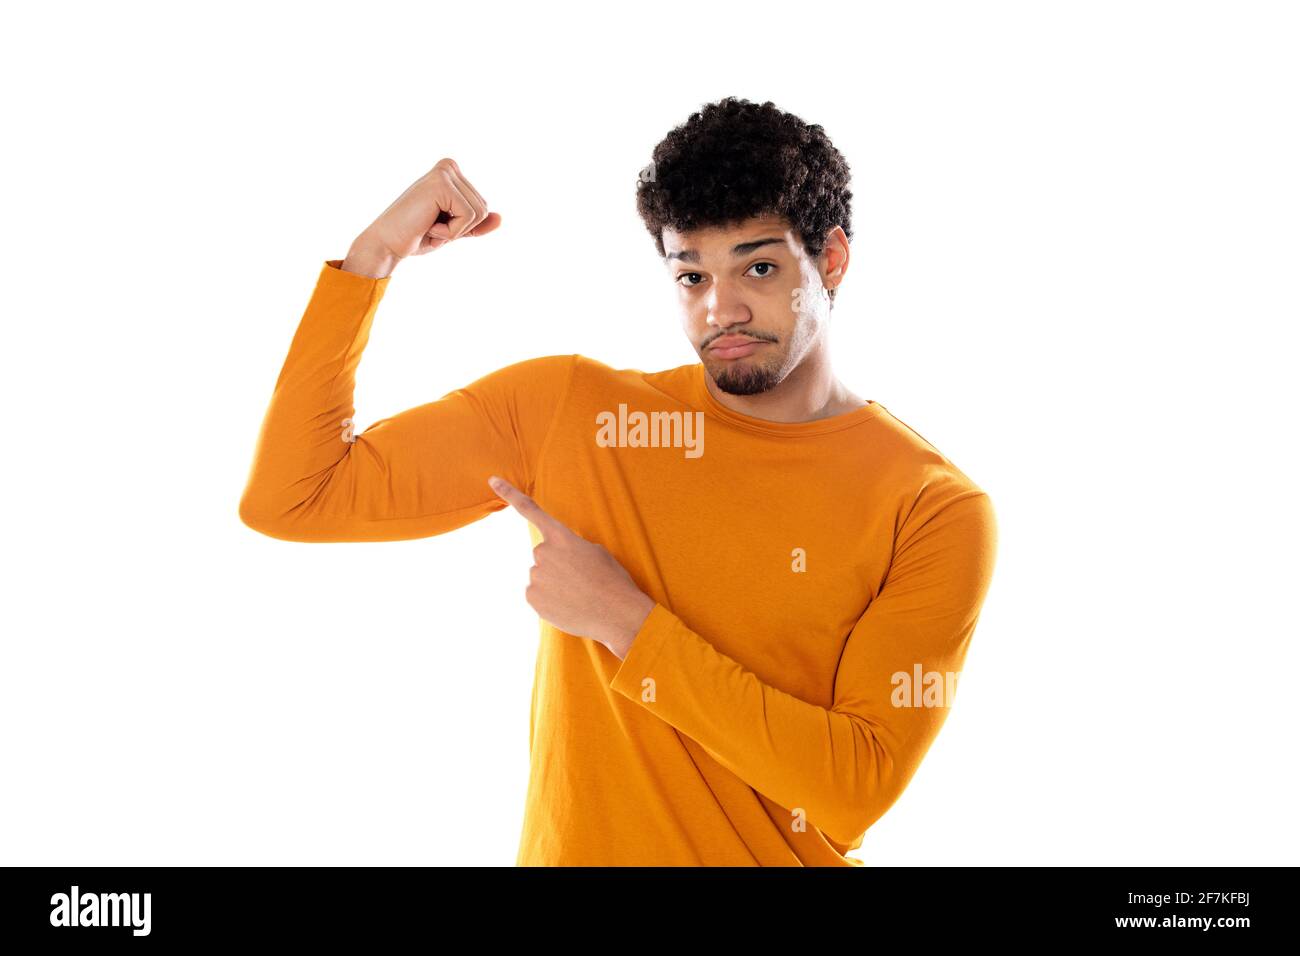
top-left (239, 96), bottom-right (998, 866)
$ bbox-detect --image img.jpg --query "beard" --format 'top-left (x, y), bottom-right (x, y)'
top-left (706, 351), bottom-right (783, 395)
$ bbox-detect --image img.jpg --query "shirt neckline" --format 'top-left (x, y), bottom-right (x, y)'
top-left (690, 363), bottom-right (886, 437)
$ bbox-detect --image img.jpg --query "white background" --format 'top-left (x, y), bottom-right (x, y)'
top-left (1, 0), bottom-right (1296, 866)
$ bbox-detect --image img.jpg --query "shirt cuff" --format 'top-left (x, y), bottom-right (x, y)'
top-left (323, 258), bottom-right (393, 289)
top-left (610, 601), bottom-right (677, 700)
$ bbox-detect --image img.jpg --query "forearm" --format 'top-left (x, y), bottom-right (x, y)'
top-left (238, 259), bottom-right (389, 537)
top-left (610, 493), bottom-right (996, 846)
top-left (610, 604), bottom-right (904, 845)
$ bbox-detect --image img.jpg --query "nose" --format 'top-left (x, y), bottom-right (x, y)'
top-left (704, 280), bottom-right (753, 332)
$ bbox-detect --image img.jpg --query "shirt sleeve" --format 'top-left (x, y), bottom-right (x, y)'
top-left (608, 489), bottom-right (999, 846)
top-left (239, 259), bottom-right (578, 542)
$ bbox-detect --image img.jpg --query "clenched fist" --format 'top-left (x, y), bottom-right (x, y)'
top-left (341, 157), bottom-right (502, 277)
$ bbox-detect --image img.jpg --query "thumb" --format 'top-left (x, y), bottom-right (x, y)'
top-left (466, 211), bottom-right (503, 236)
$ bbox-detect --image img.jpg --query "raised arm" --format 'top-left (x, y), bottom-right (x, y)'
top-left (238, 159), bottom-right (578, 542)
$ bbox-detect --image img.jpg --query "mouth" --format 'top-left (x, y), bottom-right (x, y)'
top-left (709, 339), bottom-right (768, 359)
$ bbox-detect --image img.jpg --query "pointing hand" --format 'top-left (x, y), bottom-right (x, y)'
top-left (487, 475), bottom-right (654, 659)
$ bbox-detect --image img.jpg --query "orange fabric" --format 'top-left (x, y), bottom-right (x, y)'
top-left (240, 259), bottom-right (999, 865)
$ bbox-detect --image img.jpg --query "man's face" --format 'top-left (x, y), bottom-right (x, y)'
top-left (662, 214), bottom-right (834, 396)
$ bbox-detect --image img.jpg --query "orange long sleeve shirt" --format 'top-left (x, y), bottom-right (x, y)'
top-left (239, 259), bottom-right (999, 866)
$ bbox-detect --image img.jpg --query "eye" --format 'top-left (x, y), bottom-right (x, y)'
top-left (676, 262), bottom-right (778, 287)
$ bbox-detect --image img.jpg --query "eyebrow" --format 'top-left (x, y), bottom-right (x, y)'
top-left (664, 236), bottom-right (785, 264)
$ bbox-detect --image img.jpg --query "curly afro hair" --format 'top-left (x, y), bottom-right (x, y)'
top-left (636, 96), bottom-right (854, 304)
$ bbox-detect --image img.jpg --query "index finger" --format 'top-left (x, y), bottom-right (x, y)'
top-left (445, 158), bottom-right (488, 216)
top-left (488, 475), bottom-right (567, 541)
